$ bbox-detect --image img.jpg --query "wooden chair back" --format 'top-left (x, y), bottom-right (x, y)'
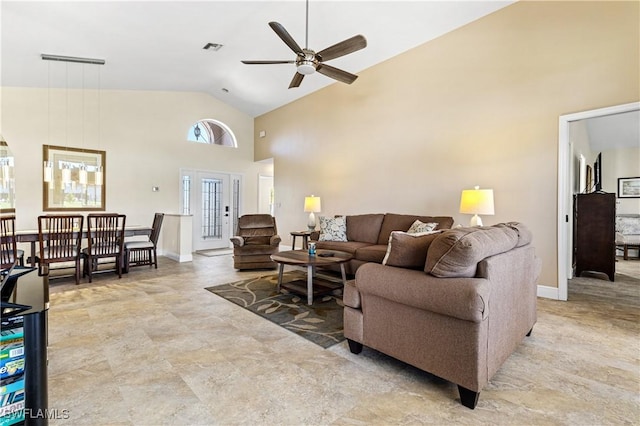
top-left (149, 213), bottom-right (164, 245)
top-left (0, 215), bottom-right (18, 270)
top-left (86, 214), bottom-right (126, 257)
top-left (37, 214), bottom-right (84, 283)
top-left (83, 213), bottom-right (126, 282)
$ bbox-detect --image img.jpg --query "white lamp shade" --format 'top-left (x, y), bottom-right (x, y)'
top-left (460, 187), bottom-right (494, 226)
top-left (304, 195), bottom-right (322, 213)
top-left (460, 187), bottom-right (495, 216)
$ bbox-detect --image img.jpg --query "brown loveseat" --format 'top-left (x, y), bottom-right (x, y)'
top-left (311, 213), bottom-right (454, 274)
top-left (343, 223), bottom-right (540, 409)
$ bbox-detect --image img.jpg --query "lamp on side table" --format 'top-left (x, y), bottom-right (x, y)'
top-left (304, 195), bottom-right (322, 231)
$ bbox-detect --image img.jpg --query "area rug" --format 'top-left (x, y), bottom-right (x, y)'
top-left (205, 271), bottom-right (345, 348)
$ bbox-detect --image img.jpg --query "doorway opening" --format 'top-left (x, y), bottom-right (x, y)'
top-left (557, 102), bottom-right (640, 300)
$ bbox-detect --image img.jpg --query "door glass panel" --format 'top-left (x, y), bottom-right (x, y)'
top-left (201, 178), bottom-right (222, 240)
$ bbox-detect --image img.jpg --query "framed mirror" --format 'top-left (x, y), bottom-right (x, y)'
top-left (0, 141), bottom-right (15, 213)
top-left (43, 145), bottom-right (106, 211)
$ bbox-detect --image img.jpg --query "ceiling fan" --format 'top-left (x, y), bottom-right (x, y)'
top-left (241, 0), bottom-right (367, 89)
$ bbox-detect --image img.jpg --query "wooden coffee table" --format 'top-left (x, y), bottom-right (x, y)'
top-left (270, 249), bottom-right (352, 305)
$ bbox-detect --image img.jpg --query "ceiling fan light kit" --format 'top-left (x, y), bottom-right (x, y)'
top-left (296, 51), bottom-right (317, 75)
top-left (241, 0), bottom-right (366, 89)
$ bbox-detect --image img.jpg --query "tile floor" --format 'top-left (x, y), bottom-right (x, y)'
top-left (44, 254), bottom-right (639, 425)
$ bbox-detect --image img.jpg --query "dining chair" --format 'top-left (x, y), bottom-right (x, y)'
top-left (0, 215), bottom-right (24, 270)
top-left (37, 214), bottom-right (84, 284)
top-left (82, 213), bottom-right (126, 283)
top-left (124, 213), bottom-right (164, 273)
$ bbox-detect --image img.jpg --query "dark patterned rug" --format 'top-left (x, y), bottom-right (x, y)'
top-left (205, 271), bottom-right (345, 348)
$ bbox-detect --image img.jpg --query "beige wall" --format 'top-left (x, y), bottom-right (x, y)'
top-left (1, 87), bottom-right (267, 236)
top-left (254, 1), bottom-right (639, 288)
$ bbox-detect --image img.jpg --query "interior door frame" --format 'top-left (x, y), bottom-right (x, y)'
top-left (557, 101), bottom-right (639, 301)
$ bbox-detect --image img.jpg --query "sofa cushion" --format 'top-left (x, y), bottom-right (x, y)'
top-left (382, 230), bottom-right (442, 269)
top-left (496, 222), bottom-right (532, 247)
top-left (407, 220), bottom-right (438, 234)
top-left (425, 225), bottom-right (519, 278)
top-left (347, 214), bottom-right (385, 244)
top-left (377, 214), bottom-right (455, 245)
top-left (318, 216), bottom-right (347, 242)
top-left (354, 244), bottom-right (388, 263)
top-left (315, 240), bottom-right (371, 255)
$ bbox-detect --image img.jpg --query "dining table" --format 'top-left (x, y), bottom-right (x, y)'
top-left (16, 225), bottom-right (152, 267)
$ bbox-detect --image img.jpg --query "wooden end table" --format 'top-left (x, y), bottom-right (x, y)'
top-left (290, 230), bottom-right (313, 250)
top-left (270, 249), bottom-right (352, 305)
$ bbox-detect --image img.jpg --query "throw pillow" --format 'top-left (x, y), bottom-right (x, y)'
top-left (407, 220), bottom-right (438, 234)
top-left (318, 216), bottom-right (348, 242)
top-left (382, 230), bottom-right (441, 269)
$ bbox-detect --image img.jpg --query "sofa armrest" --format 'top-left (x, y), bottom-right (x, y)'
top-left (270, 235), bottom-right (282, 246)
top-left (354, 263), bottom-right (489, 323)
top-left (230, 236), bottom-right (245, 247)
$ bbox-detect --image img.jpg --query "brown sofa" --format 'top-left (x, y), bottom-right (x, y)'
top-left (311, 213), bottom-right (454, 274)
top-left (343, 223), bottom-right (540, 409)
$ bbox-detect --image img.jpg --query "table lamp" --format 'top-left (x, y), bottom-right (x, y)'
top-left (459, 186), bottom-right (494, 227)
top-left (304, 195), bottom-right (322, 230)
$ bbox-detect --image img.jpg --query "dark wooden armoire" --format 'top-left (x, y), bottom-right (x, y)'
top-left (574, 192), bottom-right (616, 281)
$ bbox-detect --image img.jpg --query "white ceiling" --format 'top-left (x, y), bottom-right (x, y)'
top-left (1, 0), bottom-right (515, 117)
top-left (586, 110), bottom-right (640, 153)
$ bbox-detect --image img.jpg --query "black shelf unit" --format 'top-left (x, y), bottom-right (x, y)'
top-left (1, 267), bottom-right (49, 426)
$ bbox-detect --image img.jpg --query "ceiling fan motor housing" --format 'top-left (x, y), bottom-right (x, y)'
top-left (296, 49), bottom-right (317, 75)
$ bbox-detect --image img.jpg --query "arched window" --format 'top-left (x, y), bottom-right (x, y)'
top-left (187, 119), bottom-right (237, 148)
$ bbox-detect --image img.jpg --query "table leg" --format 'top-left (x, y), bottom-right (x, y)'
top-left (291, 235), bottom-right (298, 250)
top-left (302, 236), bottom-right (309, 250)
top-left (340, 263), bottom-right (348, 286)
top-left (277, 263), bottom-right (284, 292)
top-left (307, 264), bottom-right (313, 305)
top-left (30, 241), bottom-right (37, 267)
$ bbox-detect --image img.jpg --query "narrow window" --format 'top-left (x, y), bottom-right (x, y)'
top-left (182, 175), bottom-right (191, 215)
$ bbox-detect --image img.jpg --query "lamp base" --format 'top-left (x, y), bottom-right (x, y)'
top-left (469, 214), bottom-right (483, 227)
top-left (307, 212), bottom-right (316, 231)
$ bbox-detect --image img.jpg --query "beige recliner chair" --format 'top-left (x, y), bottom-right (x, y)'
top-left (230, 214), bottom-right (281, 270)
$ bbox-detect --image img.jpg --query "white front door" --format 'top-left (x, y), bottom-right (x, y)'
top-left (193, 171), bottom-right (231, 251)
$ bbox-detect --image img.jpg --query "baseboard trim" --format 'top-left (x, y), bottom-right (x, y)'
top-left (164, 252), bottom-right (193, 263)
top-left (537, 284), bottom-right (559, 300)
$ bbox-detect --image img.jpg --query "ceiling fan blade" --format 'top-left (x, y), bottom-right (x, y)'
top-left (289, 72), bottom-right (305, 89)
top-left (241, 60), bottom-right (295, 65)
top-left (316, 35), bottom-right (367, 62)
top-left (269, 22), bottom-right (305, 56)
top-left (316, 63), bottom-right (358, 84)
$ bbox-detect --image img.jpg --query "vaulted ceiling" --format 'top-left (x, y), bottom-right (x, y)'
top-left (1, 1), bottom-right (514, 117)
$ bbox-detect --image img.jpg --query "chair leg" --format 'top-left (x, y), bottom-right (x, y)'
top-left (153, 248), bottom-right (158, 269)
top-left (76, 259), bottom-right (82, 285)
top-left (87, 255), bottom-right (93, 283)
top-left (116, 254), bottom-right (122, 278)
top-left (123, 249), bottom-right (130, 273)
